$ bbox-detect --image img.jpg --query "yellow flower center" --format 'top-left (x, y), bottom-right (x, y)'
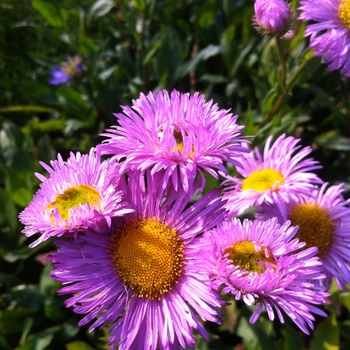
top-left (225, 240), bottom-right (276, 274)
top-left (46, 185), bottom-right (100, 222)
top-left (109, 217), bottom-right (184, 299)
top-left (172, 129), bottom-right (195, 159)
top-left (339, 0), bottom-right (350, 30)
top-left (61, 56), bottom-right (81, 76)
top-left (290, 202), bottom-right (334, 259)
top-left (242, 169), bottom-right (284, 192)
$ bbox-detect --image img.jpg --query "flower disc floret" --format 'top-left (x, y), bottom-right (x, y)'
top-left (110, 217), bottom-right (184, 299)
top-left (98, 89), bottom-right (249, 193)
top-left (290, 202), bottom-right (334, 258)
top-left (200, 218), bottom-right (328, 334)
top-left (19, 148), bottom-right (132, 247)
top-left (222, 134), bottom-right (322, 217)
top-left (225, 240), bottom-right (276, 273)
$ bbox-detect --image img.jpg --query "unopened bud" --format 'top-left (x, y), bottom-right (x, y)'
top-left (253, 0), bottom-right (292, 38)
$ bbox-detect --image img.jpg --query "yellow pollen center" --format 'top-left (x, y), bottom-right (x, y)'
top-left (46, 185), bottom-right (100, 222)
top-left (61, 56), bottom-right (81, 76)
top-left (225, 240), bottom-right (276, 274)
top-left (109, 217), bottom-right (184, 299)
top-left (290, 202), bottom-right (334, 259)
top-left (242, 169), bottom-right (284, 192)
top-left (339, 0), bottom-right (350, 30)
top-left (172, 129), bottom-right (195, 159)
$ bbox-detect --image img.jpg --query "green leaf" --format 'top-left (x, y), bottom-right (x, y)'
top-left (310, 314), bottom-right (339, 350)
top-left (66, 341), bottom-right (95, 350)
top-left (177, 44), bottom-right (225, 79)
top-left (20, 318), bottom-right (34, 346)
top-left (282, 323), bottom-right (306, 350)
top-left (15, 327), bottom-right (58, 350)
top-left (0, 105), bottom-right (57, 113)
top-left (315, 133), bottom-right (350, 151)
top-left (132, 0), bottom-right (146, 10)
top-left (99, 65), bottom-right (118, 80)
top-left (0, 188), bottom-right (18, 231)
top-left (28, 119), bottom-right (64, 133)
top-left (64, 119), bottom-right (85, 136)
top-left (10, 188), bottom-right (32, 207)
top-left (39, 262), bottom-right (59, 297)
top-left (0, 309), bottom-right (39, 335)
top-left (44, 298), bottom-right (65, 321)
top-left (32, 0), bottom-right (67, 27)
top-left (199, 74), bottom-right (228, 84)
top-left (0, 334), bottom-right (12, 350)
top-left (87, 0), bottom-right (114, 24)
top-left (339, 291), bottom-right (350, 311)
top-left (57, 88), bottom-right (90, 112)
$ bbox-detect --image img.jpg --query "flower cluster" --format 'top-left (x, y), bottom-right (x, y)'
top-left (20, 89), bottom-right (346, 349)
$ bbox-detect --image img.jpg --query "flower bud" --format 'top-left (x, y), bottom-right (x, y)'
top-left (253, 0), bottom-right (292, 38)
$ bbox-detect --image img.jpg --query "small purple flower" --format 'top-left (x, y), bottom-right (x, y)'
top-left (49, 56), bottom-right (83, 85)
top-left (98, 89), bottom-right (249, 193)
top-left (222, 134), bottom-right (323, 217)
top-left (299, 0), bottom-right (350, 77)
top-left (19, 148), bottom-right (132, 247)
top-left (200, 217), bottom-right (329, 334)
top-left (50, 170), bottom-right (226, 350)
top-left (253, 0), bottom-right (292, 37)
top-left (258, 183), bottom-right (350, 290)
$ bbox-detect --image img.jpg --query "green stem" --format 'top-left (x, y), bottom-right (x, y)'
top-left (260, 50), bottom-right (314, 127)
top-left (276, 37), bottom-right (287, 87)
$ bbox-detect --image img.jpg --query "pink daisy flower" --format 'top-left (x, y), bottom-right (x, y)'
top-left (299, 0), bottom-right (350, 77)
top-left (19, 148), bottom-right (131, 247)
top-left (50, 171), bottom-right (226, 350)
top-left (98, 89), bottom-right (249, 193)
top-left (222, 134), bottom-right (323, 217)
top-left (200, 217), bottom-right (328, 334)
top-left (257, 183), bottom-right (350, 289)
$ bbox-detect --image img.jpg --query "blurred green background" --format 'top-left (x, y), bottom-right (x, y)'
top-left (1, 0), bottom-right (350, 349)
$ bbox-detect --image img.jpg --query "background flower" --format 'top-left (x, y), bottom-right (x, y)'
top-left (49, 56), bottom-right (83, 85)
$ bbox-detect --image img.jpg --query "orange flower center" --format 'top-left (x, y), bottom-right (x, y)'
top-left (290, 202), bottom-right (334, 259)
top-left (109, 217), bottom-right (184, 299)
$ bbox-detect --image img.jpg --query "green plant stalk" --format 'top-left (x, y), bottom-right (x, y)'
top-left (276, 37), bottom-right (287, 87)
top-left (261, 50), bottom-right (314, 126)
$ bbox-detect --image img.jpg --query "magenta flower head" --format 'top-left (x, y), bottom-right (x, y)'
top-left (299, 0), bottom-right (350, 77)
top-left (49, 56), bottom-right (83, 85)
top-left (200, 217), bottom-right (329, 334)
top-left (19, 148), bottom-right (132, 247)
top-left (98, 89), bottom-right (249, 193)
top-left (222, 134), bottom-right (323, 217)
top-left (253, 0), bottom-right (292, 37)
top-left (258, 183), bottom-right (350, 290)
top-left (50, 170), bottom-right (226, 350)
